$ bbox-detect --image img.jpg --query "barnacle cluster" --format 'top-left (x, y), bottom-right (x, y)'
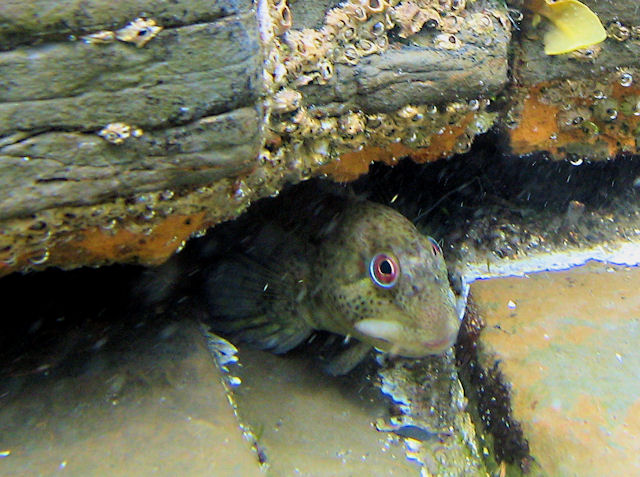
top-left (265, 0), bottom-right (477, 86)
top-left (0, 177), bottom-right (252, 273)
top-left (509, 68), bottom-right (640, 158)
top-left (605, 19), bottom-right (640, 43)
top-left (259, 0), bottom-right (500, 182)
top-left (390, 0), bottom-right (471, 47)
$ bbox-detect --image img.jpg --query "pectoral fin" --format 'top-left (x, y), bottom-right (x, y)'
top-left (323, 340), bottom-right (373, 376)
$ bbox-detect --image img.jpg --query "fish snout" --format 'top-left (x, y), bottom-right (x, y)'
top-left (422, 328), bottom-right (458, 354)
top-left (422, 305), bottom-right (462, 353)
top-left (354, 315), bottom-right (460, 358)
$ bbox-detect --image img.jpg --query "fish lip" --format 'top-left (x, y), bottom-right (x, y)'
top-left (423, 335), bottom-right (456, 352)
top-left (356, 319), bottom-right (458, 355)
top-left (424, 336), bottom-right (455, 351)
top-left (389, 332), bottom-right (457, 357)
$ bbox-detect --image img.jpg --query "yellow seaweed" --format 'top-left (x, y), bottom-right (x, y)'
top-left (529, 0), bottom-right (606, 55)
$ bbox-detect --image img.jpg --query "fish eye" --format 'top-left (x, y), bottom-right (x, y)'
top-left (369, 253), bottom-right (399, 288)
top-left (428, 237), bottom-right (442, 256)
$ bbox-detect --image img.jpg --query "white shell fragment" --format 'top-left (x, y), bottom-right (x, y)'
top-left (81, 30), bottom-right (116, 44)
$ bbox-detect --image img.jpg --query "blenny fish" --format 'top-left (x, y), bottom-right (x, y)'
top-left (203, 183), bottom-right (461, 374)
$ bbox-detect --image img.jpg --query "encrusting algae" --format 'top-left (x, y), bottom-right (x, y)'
top-left (202, 183), bottom-right (461, 375)
top-left (528, 0), bottom-right (606, 55)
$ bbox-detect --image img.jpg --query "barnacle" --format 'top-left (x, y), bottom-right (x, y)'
top-left (258, 149), bottom-right (274, 165)
top-left (356, 39), bottom-right (378, 56)
top-left (607, 20), bottom-right (630, 42)
top-left (274, 0), bottom-right (293, 36)
top-left (114, 17), bottom-right (162, 48)
top-left (593, 99), bottom-right (620, 122)
top-left (445, 101), bottom-right (467, 114)
top-left (337, 44), bottom-right (360, 65)
top-left (272, 88), bottom-right (302, 114)
top-left (362, 0), bottom-right (387, 14)
top-left (621, 96), bottom-right (640, 117)
top-left (311, 139), bottom-right (331, 159)
top-left (339, 112), bottom-right (366, 136)
top-left (397, 105), bottom-right (424, 122)
top-left (435, 33), bottom-right (462, 50)
top-left (468, 13), bottom-right (494, 34)
top-left (375, 35), bottom-right (389, 49)
top-left (98, 123), bottom-right (142, 144)
top-left (441, 14), bottom-right (463, 34)
top-left (319, 117), bottom-right (339, 135)
top-left (366, 114), bottom-right (386, 130)
top-left (391, 2), bottom-right (440, 39)
top-left (317, 60), bottom-right (334, 83)
top-left (343, 3), bottom-right (369, 22)
top-left (450, 0), bottom-right (466, 13)
top-left (284, 30), bottom-right (309, 57)
top-left (272, 61), bottom-right (288, 84)
top-left (325, 8), bottom-right (354, 33)
top-left (569, 44), bottom-right (602, 61)
top-left (556, 107), bottom-right (591, 131)
top-left (338, 25), bottom-right (358, 42)
top-left (291, 109), bottom-right (322, 135)
top-left (293, 73), bottom-right (319, 87)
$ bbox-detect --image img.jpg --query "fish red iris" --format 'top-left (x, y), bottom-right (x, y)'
top-left (369, 253), bottom-right (399, 288)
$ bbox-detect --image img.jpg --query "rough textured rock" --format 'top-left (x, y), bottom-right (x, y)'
top-left (0, 0), bottom-right (510, 275)
top-left (2, 0), bottom-right (640, 274)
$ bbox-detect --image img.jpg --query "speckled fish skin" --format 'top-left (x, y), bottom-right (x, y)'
top-left (310, 200), bottom-right (461, 357)
top-left (204, 187), bottom-right (461, 367)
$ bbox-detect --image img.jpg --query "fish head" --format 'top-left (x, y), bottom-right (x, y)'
top-left (321, 202), bottom-right (461, 357)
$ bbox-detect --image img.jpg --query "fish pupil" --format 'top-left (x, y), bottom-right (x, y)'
top-left (379, 260), bottom-right (392, 275)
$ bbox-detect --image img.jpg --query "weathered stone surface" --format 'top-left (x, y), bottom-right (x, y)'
top-left (0, 0), bottom-right (511, 275)
top-left (302, 31), bottom-right (508, 114)
top-left (471, 261), bottom-right (640, 476)
top-left (0, 108), bottom-right (260, 220)
top-left (0, 11), bottom-right (263, 219)
top-left (0, 0), bottom-right (251, 50)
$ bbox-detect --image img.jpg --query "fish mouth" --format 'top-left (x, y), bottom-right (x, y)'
top-left (423, 333), bottom-right (457, 353)
top-left (354, 319), bottom-right (457, 357)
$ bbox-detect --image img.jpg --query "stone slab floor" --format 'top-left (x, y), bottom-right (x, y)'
top-left (472, 261), bottom-right (640, 477)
